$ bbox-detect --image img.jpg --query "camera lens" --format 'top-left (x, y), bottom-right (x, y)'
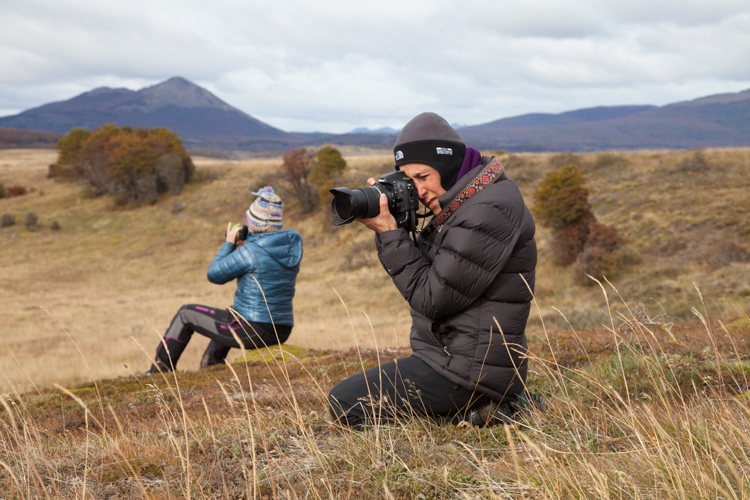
top-left (330, 186), bottom-right (383, 225)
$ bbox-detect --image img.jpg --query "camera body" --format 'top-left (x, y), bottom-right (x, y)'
top-left (236, 224), bottom-right (249, 244)
top-left (330, 171), bottom-right (420, 232)
top-left (226, 224), bottom-right (249, 245)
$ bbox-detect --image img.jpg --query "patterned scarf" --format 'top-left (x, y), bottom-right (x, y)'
top-left (418, 157), bottom-right (505, 242)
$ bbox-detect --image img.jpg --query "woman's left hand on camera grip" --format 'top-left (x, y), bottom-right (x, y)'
top-left (356, 178), bottom-right (398, 233)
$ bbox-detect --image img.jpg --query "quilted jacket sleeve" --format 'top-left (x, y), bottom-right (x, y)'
top-left (376, 193), bottom-right (523, 320)
top-left (207, 242), bottom-right (256, 284)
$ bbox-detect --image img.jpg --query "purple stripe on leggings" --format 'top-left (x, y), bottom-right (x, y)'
top-left (195, 306), bottom-right (215, 314)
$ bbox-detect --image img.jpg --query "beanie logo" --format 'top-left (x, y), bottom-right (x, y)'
top-left (436, 147), bottom-right (453, 155)
top-left (394, 151), bottom-right (404, 161)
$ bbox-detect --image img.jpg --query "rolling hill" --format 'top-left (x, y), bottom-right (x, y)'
top-left (459, 90), bottom-right (750, 151)
top-left (1, 77), bottom-right (749, 152)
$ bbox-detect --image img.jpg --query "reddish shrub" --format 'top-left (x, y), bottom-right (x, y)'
top-left (552, 214), bottom-right (594, 266)
top-left (586, 222), bottom-right (625, 253)
top-left (277, 148), bottom-right (317, 212)
top-left (5, 186), bottom-right (27, 197)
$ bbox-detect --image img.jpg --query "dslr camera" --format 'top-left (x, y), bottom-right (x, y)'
top-left (330, 171), bottom-right (420, 232)
top-left (226, 224), bottom-right (249, 245)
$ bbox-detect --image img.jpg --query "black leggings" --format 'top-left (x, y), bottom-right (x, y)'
top-left (153, 304), bottom-right (291, 371)
top-left (328, 356), bottom-right (490, 428)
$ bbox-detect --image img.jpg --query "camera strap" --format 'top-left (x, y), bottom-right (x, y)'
top-left (418, 157), bottom-right (505, 242)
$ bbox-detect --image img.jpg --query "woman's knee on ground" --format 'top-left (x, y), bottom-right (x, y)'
top-left (328, 383), bottom-right (367, 428)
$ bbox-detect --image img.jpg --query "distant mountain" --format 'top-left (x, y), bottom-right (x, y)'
top-left (459, 90), bottom-right (750, 151)
top-left (0, 77), bottom-right (291, 150)
top-left (1, 78), bottom-right (749, 152)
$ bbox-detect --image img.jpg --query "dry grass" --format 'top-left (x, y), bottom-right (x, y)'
top-left (1, 147), bottom-right (749, 393)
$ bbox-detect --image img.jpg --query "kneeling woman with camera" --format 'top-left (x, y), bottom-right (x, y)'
top-left (328, 112), bottom-right (539, 428)
top-left (144, 186), bottom-right (303, 374)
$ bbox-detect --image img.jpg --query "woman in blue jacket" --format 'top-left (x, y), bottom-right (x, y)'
top-left (145, 186), bottom-right (303, 374)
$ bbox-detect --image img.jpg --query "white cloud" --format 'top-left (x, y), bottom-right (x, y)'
top-left (1, 0), bottom-right (749, 132)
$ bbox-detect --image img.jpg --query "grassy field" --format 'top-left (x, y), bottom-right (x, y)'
top-left (1, 147), bottom-right (748, 393)
top-left (1, 146), bottom-right (749, 497)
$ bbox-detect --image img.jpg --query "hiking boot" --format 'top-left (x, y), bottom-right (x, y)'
top-left (140, 359), bottom-right (172, 375)
top-left (467, 400), bottom-right (515, 427)
top-left (467, 390), bottom-right (545, 428)
top-left (510, 389), bottom-right (545, 415)
top-left (199, 354), bottom-right (226, 371)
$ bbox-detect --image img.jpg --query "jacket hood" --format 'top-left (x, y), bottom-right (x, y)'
top-left (249, 230), bottom-right (303, 268)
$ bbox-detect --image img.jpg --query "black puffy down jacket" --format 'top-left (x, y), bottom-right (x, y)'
top-left (375, 157), bottom-right (536, 402)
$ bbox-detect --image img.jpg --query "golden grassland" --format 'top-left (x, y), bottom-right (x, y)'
top-left (1, 147), bottom-right (748, 393)
top-left (0, 146), bottom-right (750, 497)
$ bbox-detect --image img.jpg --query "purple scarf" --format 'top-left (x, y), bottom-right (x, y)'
top-left (455, 147), bottom-right (483, 182)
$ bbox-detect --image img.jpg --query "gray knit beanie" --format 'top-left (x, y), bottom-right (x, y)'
top-left (393, 112), bottom-right (466, 190)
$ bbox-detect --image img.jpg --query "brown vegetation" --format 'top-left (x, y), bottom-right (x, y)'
top-left (49, 125), bottom-right (195, 205)
top-left (1, 146), bottom-right (749, 497)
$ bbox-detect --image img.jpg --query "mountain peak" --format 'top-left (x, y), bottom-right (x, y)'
top-left (122, 76), bottom-right (234, 113)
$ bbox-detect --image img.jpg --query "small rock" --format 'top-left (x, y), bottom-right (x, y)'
top-left (50, 221), bottom-right (61, 231)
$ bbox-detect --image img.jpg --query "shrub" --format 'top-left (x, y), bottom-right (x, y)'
top-left (25, 212), bottom-right (38, 231)
top-left (678, 149), bottom-right (709, 173)
top-left (586, 221), bottom-right (625, 254)
top-left (1, 214), bottom-right (15, 227)
top-left (49, 128), bottom-right (90, 179)
top-left (276, 148), bottom-right (317, 213)
top-left (535, 164), bottom-right (627, 280)
top-left (552, 214), bottom-right (595, 266)
top-left (309, 146), bottom-right (347, 205)
top-left (712, 242), bottom-right (750, 266)
top-left (51, 125), bottom-right (194, 205)
top-left (533, 165), bottom-right (590, 229)
top-left (5, 186), bottom-right (27, 197)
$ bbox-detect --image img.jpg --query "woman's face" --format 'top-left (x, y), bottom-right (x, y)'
top-left (400, 163), bottom-right (446, 215)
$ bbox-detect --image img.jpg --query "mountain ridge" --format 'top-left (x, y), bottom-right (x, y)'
top-left (1, 77), bottom-right (749, 152)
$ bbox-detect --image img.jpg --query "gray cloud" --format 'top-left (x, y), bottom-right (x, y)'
top-left (1, 0), bottom-right (749, 132)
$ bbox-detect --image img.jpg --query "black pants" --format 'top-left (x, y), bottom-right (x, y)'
top-left (152, 304), bottom-right (292, 371)
top-left (328, 356), bottom-right (490, 428)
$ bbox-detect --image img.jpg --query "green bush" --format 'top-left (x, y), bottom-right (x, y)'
top-left (310, 146), bottom-right (347, 205)
top-left (533, 165), bottom-right (590, 229)
top-left (51, 125), bottom-right (194, 205)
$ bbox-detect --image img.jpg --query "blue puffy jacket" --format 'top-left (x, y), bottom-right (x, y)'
top-left (207, 229), bottom-right (303, 326)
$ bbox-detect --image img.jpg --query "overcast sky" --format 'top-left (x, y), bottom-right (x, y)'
top-left (1, 0), bottom-right (749, 133)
